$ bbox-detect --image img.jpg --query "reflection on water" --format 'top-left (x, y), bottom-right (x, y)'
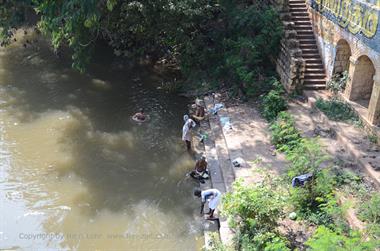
top-left (0, 30), bottom-right (203, 250)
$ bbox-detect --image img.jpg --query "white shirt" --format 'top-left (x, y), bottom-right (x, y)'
top-left (182, 119), bottom-right (195, 141)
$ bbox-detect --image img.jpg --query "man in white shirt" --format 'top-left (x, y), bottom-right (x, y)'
top-left (194, 188), bottom-right (221, 219)
top-left (182, 115), bottom-right (196, 151)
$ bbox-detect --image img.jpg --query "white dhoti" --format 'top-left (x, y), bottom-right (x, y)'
top-left (208, 194), bottom-right (220, 210)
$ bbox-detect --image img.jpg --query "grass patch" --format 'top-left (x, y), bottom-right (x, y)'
top-left (315, 98), bottom-right (361, 125)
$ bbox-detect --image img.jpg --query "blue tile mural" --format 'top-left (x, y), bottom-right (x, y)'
top-left (309, 0), bottom-right (380, 53)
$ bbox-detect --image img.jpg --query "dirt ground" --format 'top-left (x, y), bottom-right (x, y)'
top-left (202, 90), bottom-right (380, 248)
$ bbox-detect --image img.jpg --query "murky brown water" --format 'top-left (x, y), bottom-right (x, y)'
top-left (0, 30), bottom-right (203, 250)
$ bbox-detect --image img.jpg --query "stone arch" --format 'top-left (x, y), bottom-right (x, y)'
top-left (333, 39), bottom-right (351, 75)
top-left (349, 55), bottom-right (376, 108)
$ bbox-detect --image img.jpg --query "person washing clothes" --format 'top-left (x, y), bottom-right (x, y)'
top-left (182, 115), bottom-right (196, 151)
top-left (190, 155), bottom-right (209, 183)
top-left (194, 188), bottom-right (221, 219)
top-left (191, 100), bottom-right (206, 123)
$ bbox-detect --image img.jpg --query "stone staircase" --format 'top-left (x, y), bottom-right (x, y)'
top-left (289, 0), bottom-right (326, 90)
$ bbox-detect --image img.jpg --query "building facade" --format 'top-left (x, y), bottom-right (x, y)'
top-left (307, 0), bottom-right (380, 125)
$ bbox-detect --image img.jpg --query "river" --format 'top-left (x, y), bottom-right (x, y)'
top-left (0, 30), bottom-right (203, 250)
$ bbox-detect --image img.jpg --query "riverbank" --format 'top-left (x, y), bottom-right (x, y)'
top-left (198, 90), bottom-right (380, 249)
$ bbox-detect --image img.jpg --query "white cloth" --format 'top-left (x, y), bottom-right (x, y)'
top-left (201, 189), bottom-right (221, 210)
top-left (182, 119), bottom-right (195, 141)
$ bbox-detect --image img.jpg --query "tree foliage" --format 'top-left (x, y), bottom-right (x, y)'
top-left (0, 0), bottom-right (283, 94)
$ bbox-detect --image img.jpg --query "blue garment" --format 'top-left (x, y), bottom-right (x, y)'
top-left (209, 103), bottom-right (224, 115)
top-left (292, 173), bottom-right (313, 187)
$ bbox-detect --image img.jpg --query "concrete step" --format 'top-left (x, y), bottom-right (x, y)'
top-left (304, 73), bottom-right (326, 79)
top-left (301, 48), bottom-right (319, 53)
top-left (305, 68), bottom-right (325, 74)
top-left (292, 16), bottom-right (311, 21)
top-left (300, 44), bottom-right (318, 49)
top-left (294, 20), bottom-right (312, 25)
top-left (291, 12), bottom-right (309, 16)
top-left (289, 6), bottom-right (308, 10)
top-left (297, 34), bottom-right (315, 39)
top-left (289, 0), bottom-right (306, 4)
top-left (303, 84), bottom-right (326, 90)
top-left (305, 58), bottom-right (323, 64)
top-left (297, 30), bottom-right (314, 35)
top-left (294, 25), bottom-right (313, 30)
top-left (304, 78), bottom-right (326, 84)
top-left (305, 63), bottom-right (325, 69)
top-left (299, 39), bottom-right (317, 44)
top-left (289, 8), bottom-right (308, 12)
top-left (289, 3), bottom-right (307, 7)
top-left (302, 53), bottom-right (321, 59)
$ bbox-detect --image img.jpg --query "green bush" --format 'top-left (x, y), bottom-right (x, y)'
top-left (261, 79), bottom-right (287, 121)
top-left (290, 168), bottom-right (340, 227)
top-left (327, 71), bottom-right (349, 96)
top-left (286, 138), bottom-right (329, 179)
top-left (306, 226), bottom-right (378, 250)
top-left (359, 193), bottom-right (380, 224)
top-left (270, 112), bottom-right (301, 153)
top-left (315, 98), bottom-right (361, 124)
top-left (239, 232), bottom-right (290, 251)
top-left (222, 180), bottom-right (288, 250)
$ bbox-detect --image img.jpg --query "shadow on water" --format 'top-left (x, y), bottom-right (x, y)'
top-left (0, 32), bottom-right (202, 250)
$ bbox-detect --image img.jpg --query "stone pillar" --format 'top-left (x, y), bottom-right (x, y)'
top-left (344, 56), bottom-right (358, 100)
top-left (367, 74), bottom-right (380, 125)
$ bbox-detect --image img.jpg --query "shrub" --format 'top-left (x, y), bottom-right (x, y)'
top-left (359, 193), bottom-right (380, 224)
top-left (286, 138), bottom-right (329, 179)
top-left (289, 168), bottom-right (340, 227)
top-left (315, 98), bottom-right (361, 124)
top-left (270, 112), bottom-right (301, 153)
top-left (261, 79), bottom-right (287, 121)
top-left (239, 232), bottom-right (290, 251)
top-left (327, 71), bottom-right (349, 96)
top-left (222, 180), bottom-right (288, 250)
top-left (306, 226), bottom-right (378, 250)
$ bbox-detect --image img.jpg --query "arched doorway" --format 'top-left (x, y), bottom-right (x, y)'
top-left (333, 39), bottom-right (351, 75)
top-left (349, 55), bottom-right (376, 108)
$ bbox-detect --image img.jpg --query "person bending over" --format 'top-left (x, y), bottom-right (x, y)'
top-left (194, 188), bottom-right (221, 219)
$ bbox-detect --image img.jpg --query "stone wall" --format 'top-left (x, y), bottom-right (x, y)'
top-left (276, 12), bottom-right (306, 92)
top-left (306, 0), bottom-right (380, 125)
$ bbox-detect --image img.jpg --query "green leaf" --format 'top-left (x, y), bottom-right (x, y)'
top-left (106, 0), bottom-right (117, 11)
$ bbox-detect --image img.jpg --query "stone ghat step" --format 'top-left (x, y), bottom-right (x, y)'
top-left (297, 30), bottom-right (314, 35)
top-left (304, 78), bottom-right (326, 84)
top-left (301, 48), bottom-right (319, 53)
top-left (289, 0), bottom-right (307, 3)
top-left (303, 84), bottom-right (326, 90)
top-left (305, 68), bottom-right (325, 74)
top-left (289, 7), bottom-right (308, 12)
top-left (305, 58), bottom-right (323, 63)
top-left (294, 20), bottom-right (312, 25)
top-left (291, 12), bottom-right (309, 17)
top-left (297, 34), bottom-right (316, 39)
top-left (300, 44), bottom-right (318, 49)
top-left (298, 39), bottom-right (317, 44)
top-left (304, 73), bottom-right (326, 79)
top-left (305, 63), bottom-right (325, 69)
top-left (289, 4), bottom-right (307, 8)
top-left (302, 54), bottom-right (323, 59)
top-left (294, 25), bottom-right (313, 30)
top-left (292, 16), bottom-right (310, 21)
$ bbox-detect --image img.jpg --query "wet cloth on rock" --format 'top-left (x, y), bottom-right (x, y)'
top-left (220, 116), bottom-right (232, 131)
top-left (209, 103), bottom-right (224, 115)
